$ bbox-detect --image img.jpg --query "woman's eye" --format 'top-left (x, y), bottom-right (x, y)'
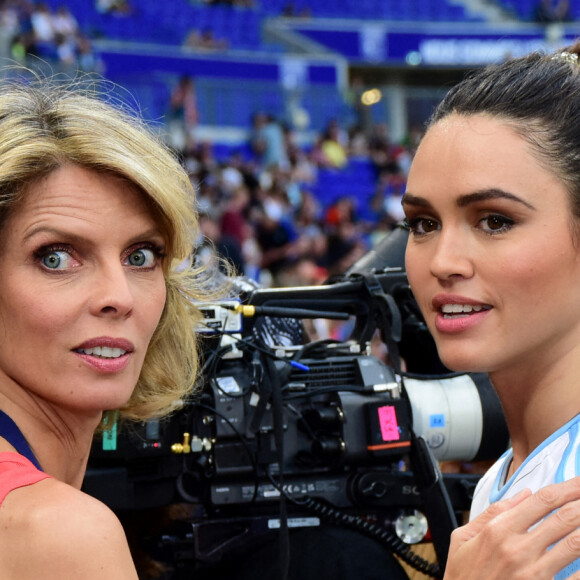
top-left (127, 247), bottom-right (156, 268)
top-left (480, 215), bottom-right (514, 234)
top-left (404, 217), bottom-right (440, 235)
top-left (420, 219), bottom-right (439, 233)
top-left (41, 250), bottom-right (74, 270)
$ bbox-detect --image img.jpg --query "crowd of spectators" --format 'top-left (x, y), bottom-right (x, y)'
top-left (0, 1), bottom-right (102, 73)
top-left (171, 96), bottom-right (418, 297)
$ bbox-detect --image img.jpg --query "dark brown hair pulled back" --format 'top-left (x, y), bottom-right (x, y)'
top-left (429, 41), bottom-right (580, 218)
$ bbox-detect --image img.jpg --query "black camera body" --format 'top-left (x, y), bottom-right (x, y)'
top-left (83, 227), bottom-right (509, 574)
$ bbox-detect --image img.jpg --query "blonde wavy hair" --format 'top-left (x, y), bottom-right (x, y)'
top-left (0, 73), bottom-right (211, 422)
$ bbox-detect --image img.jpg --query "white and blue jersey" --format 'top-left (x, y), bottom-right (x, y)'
top-left (470, 414), bottom-right (580, 579)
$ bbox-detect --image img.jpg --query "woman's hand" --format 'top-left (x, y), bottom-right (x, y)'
top-left (444, 477), bottom-right (580, 580)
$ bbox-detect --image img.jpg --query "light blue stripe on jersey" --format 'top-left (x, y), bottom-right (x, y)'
top-left (557, 560), bottom-right (580, 579)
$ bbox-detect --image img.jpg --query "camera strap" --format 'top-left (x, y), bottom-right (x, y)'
top-left (0, 409), bottom-right (42, 471)
top-left (263, 355), bottom-right (290, 580)
top-left (362, 273), bottom-right (403, 373)
top-left (409, 434), bottom-right (457, 571)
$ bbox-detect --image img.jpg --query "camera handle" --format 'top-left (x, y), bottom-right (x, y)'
top-left (409, 433), bottom-right (458, 572)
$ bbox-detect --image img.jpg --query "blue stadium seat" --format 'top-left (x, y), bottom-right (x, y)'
top-left (43, 0), bottom-right (489, 47)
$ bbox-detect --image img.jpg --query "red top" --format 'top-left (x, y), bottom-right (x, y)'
top-left (0, 452), bottom-right (51, 505)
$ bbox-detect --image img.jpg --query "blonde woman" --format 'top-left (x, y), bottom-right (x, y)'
top-left (0, 76), bottom-right (207, 579)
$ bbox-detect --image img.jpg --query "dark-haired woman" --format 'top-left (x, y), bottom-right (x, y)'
top-left (403, 44), bottom-right (580, 579)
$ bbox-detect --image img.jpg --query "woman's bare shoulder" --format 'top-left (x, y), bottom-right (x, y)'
top-left (0, 478), bottom-right (138, 579)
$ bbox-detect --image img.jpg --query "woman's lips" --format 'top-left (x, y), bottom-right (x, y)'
top-left (434, 303), bottom-right (493, 333)
top-left (74, 336), bottom-right (134, 352)
top-left (431, 295), bottom-right (493, 334)
top-left (72, 337), bottom-right (134, 373)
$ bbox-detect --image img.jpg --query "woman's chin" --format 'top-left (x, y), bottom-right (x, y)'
top-left (437, 351), bottom-right (488, 375)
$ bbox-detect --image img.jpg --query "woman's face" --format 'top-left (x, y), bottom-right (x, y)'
top-left (0, 164), bottom-right (167, 417)
top-left (403, 114), bottom-right (580, 377)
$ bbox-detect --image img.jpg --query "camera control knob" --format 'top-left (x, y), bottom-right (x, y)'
top-left (394, 510), bottom-right (428, 544)
top-left (361, 480), bottom-right (388, 498)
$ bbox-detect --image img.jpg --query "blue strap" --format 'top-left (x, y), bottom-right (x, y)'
top-left (0, 410), bottom-right (42, 471)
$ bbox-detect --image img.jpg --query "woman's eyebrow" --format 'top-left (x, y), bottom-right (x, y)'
top-left (457, 188), bottom-right (537, 210)
top-left (401, 193), bottom-right (432, 208)
top-left (401, 189), bottom-right (537, 211)
top-left (22, 225), bottom-right (165, 245)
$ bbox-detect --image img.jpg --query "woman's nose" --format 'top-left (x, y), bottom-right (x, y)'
top-left (89, 262), bottom-right (135, 318)
top-left (429, 229), bottom-right (475, 282)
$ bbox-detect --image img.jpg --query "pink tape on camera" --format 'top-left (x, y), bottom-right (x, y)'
top-left (378, 405), bottom-right (400, 442)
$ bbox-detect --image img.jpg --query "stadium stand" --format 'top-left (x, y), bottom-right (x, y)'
top-left (40, 0), bottom-right (486, 49)
top-left (12, 0), bottom-right (576, 289)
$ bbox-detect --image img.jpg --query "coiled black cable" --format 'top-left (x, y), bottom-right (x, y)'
top-left (298, 496), bottom-right (443, 579)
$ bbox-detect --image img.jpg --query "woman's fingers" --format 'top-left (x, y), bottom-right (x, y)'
top-left (482, 477), bottom-right (580, 536)
top-left (527, 498), bottom-right (580, 576)
top-left (522, 477), bottom-right (580, 529)
top-left (444, 491), bottom-right (534, 579)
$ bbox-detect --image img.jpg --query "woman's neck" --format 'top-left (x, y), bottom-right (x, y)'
top-left (0, 391), bottom-right (101, 488)
top-left (490, 346), bottom-right (580, 472)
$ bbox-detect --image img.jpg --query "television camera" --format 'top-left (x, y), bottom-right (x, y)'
top-left (83, 226), bottom-right (509, 579)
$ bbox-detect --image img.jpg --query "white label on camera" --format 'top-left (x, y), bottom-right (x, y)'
top-left (217, 376), bottom-right (241, 394)
top-left (268, 517), bottom-right (321, 529)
